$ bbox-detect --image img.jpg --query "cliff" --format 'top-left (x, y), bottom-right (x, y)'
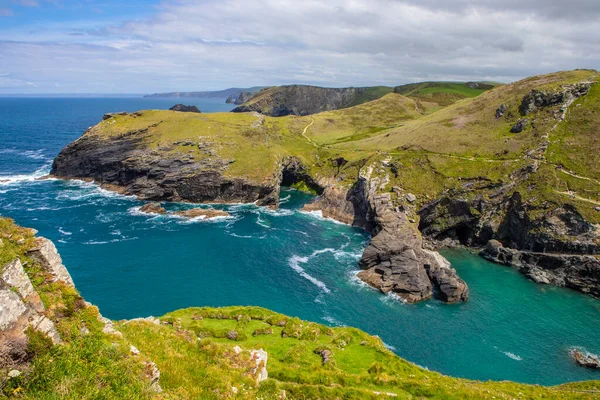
top-left (1, 218), bottom-right (597, 398)
top-left (50, 70), bottom-right (600, 301)
top-left (231, 85), bottom-right (394, 116)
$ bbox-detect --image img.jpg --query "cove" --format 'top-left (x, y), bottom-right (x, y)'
top-left (0, 97), bottom-right (599, 386)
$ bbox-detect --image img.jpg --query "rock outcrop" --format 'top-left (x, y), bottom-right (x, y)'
top-left (304, 162), bottom-right (468, 304)
top-left (140, 202), bottom-right (167, 214)
top-left (519, 83), bottom-right (592, 116)
top-left (173, 208), bottom-right (230, 219)
top-left (570, 349), bottom-right (600, 370)
top-left (50, 129), bottom-right (280, 206)
top-left (232, 85), bottom-right (386, 116)
top-left (169, 104), bottom-right (201, 113)
top-left (1, 253), bottom-right (65, 369)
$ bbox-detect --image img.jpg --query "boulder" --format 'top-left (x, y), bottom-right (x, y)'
top-left (570, 349), bottom-right (600, 369)
top-left (169, 104), bottom-right (201, 113)
top-left (173, 208), bottom-right (230, 219)
top-left (495, 104), bottom-right (508, 119)
top-left (140, 202), bottom-right (167, 215)
top-left (250, 349), bottom-right (268, 383)
top-left (510, 118), bottom-right (529, 133)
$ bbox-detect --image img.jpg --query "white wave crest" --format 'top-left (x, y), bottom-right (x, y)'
top-left (0, 163), bottom-right (52, 185)
top-left (298, 209), bottom-right (347, 225)
top-left (58, 227), bottom-right (72, 235)
top-left (288, 254), bottom-right (331, 293)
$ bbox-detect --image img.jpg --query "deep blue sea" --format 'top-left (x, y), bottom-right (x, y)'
top-left (0, 97), bottom-right (599, 385)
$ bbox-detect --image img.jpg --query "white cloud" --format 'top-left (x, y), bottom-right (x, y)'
top-left (0, 0), bottom-right (599, 93)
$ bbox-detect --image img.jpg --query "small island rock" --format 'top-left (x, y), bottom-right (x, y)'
top-left (169, 104), bottom-right (201, 113)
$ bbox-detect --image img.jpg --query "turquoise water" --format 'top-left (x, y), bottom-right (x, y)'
top-left (0, 97), bottom-right (599, 385)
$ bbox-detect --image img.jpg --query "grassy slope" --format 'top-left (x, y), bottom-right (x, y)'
top-left (117, 307), bottom-right (600, 399)
top-left (394, 81), bottom-right (498, 107)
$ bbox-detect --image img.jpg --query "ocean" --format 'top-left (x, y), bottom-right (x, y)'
top-left (0, 96), bottom-right (599, 385)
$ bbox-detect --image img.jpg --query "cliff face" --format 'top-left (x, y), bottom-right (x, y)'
top-left (50, 118), bottom-right (280, 207)
top-left (303, 160), bottom-right (468, 303)
top-left (232, 85), bottom-right (392, 116)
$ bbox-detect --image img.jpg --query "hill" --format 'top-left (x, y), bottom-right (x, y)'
top-left (394, 81), bottom-right (499, 107)
top-left (144, 86), bottom-right (266, 99)
top-left (231, 85), bottom-right (394, 116)
top-left (1, 218), bottom-right (598, 398)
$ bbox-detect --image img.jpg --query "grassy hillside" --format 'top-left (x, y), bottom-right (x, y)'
top-left (394, 81), bottom-right (498, 107)
top-left (92, 69), bottom-right (600, 223)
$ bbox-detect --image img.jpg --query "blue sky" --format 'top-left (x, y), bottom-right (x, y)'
top-left (0, 0), bottom-right (598, 94)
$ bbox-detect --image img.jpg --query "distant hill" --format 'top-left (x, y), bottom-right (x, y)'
top-left (394, 81), bottom-right (500, 106)
top-left (232, 85), bottom-right (394, 116)
top-left (144, 86), bottom-right (266, 99)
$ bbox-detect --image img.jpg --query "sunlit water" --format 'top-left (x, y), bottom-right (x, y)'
top-left (0, 97), bottom-right (598, 385)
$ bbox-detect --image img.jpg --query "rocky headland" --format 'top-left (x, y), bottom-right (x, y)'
top-left (50, 70), bottom-right (600, 302)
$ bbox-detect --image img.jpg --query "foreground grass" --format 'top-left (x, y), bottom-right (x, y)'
top-left (117, 306), bottom-right (600, 399)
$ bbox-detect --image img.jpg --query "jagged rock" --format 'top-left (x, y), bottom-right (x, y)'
top-left (358, 191), bottom-right (468, 303)
top-left (519, 83), bottom-right (592, 116)
top-left (139, 202), bottom-right (166, 215)
top-left (99, 316), bottom-right (123, 337)
top-left (169, 104), bottom-right (201, 113)
top-left (570, 349), bottom-right (600, 369)
top-left (1, 260), bottom-right (44, 312)
top-left (495, 104), bottom-right (508, 119)
top-left (51, 130), bottom-right (280, 206)
top-left (27, 238), bottom-right (74, 286)
top-left (234, 92), bottom-right (253, 105)
top-left (406, 193), bottom-right (417, 203)
top-left (172, 208), bottom-right (230, 219)
top-left (481, 239), bottom-right (600, 296)
top-left (103, 112), bottom-right (128, 120)
top-left (510, 118), bottom-right (529, 133)
top-left (144, 361), bottom-right (162, 393)
top-left (250, 349), bottom-right (268, 383)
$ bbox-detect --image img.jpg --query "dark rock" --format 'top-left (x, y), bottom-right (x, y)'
top-left (510, 119), bottom-right (529, 133)
top-left (570, 349), bottom-right (600, 369)
top-left (495, 104), bottom-right (508, 119)
top-left (234, 92), bottom-right (253, 105)
top-left (232, 85), bottom-right (386, 117)
top-left (519, 83), bottom-right (591, 116)
top-left (169, 104), bottom-right (201, 113)
top-left (103, 112), bottom-right (128, 120)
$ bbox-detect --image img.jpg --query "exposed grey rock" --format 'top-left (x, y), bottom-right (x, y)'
top-left (169, 104), bottom-right (201, 113)
top-left (250, 349), bottom-right (268, 383)
top-left (406, 193), bottom-right (417, 203)
top-left (510, 118), bottom-right (529, 133)
top-left (495, 104), bottom-right (508, 119)
top-left (27, 238), bottom-right (74, 286)
top-left (50, 130), bottom-right (280, 207)
top-left (570, 348), bottom-right (600, 369)
top-left (519, 83), bottom-right (592, 116)
top-left (103, 112), bottom-right (128, 120)
top-left (144, 361), bottom-right (162, 393)
top-left (8, 369), bottom-right (21, 378)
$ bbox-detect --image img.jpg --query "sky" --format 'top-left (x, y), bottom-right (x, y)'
top-left (0, 0), bottom-right (598, 94)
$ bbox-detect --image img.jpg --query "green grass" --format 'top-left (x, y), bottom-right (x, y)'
top-left (116, 306), bottom-right (600, 399)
